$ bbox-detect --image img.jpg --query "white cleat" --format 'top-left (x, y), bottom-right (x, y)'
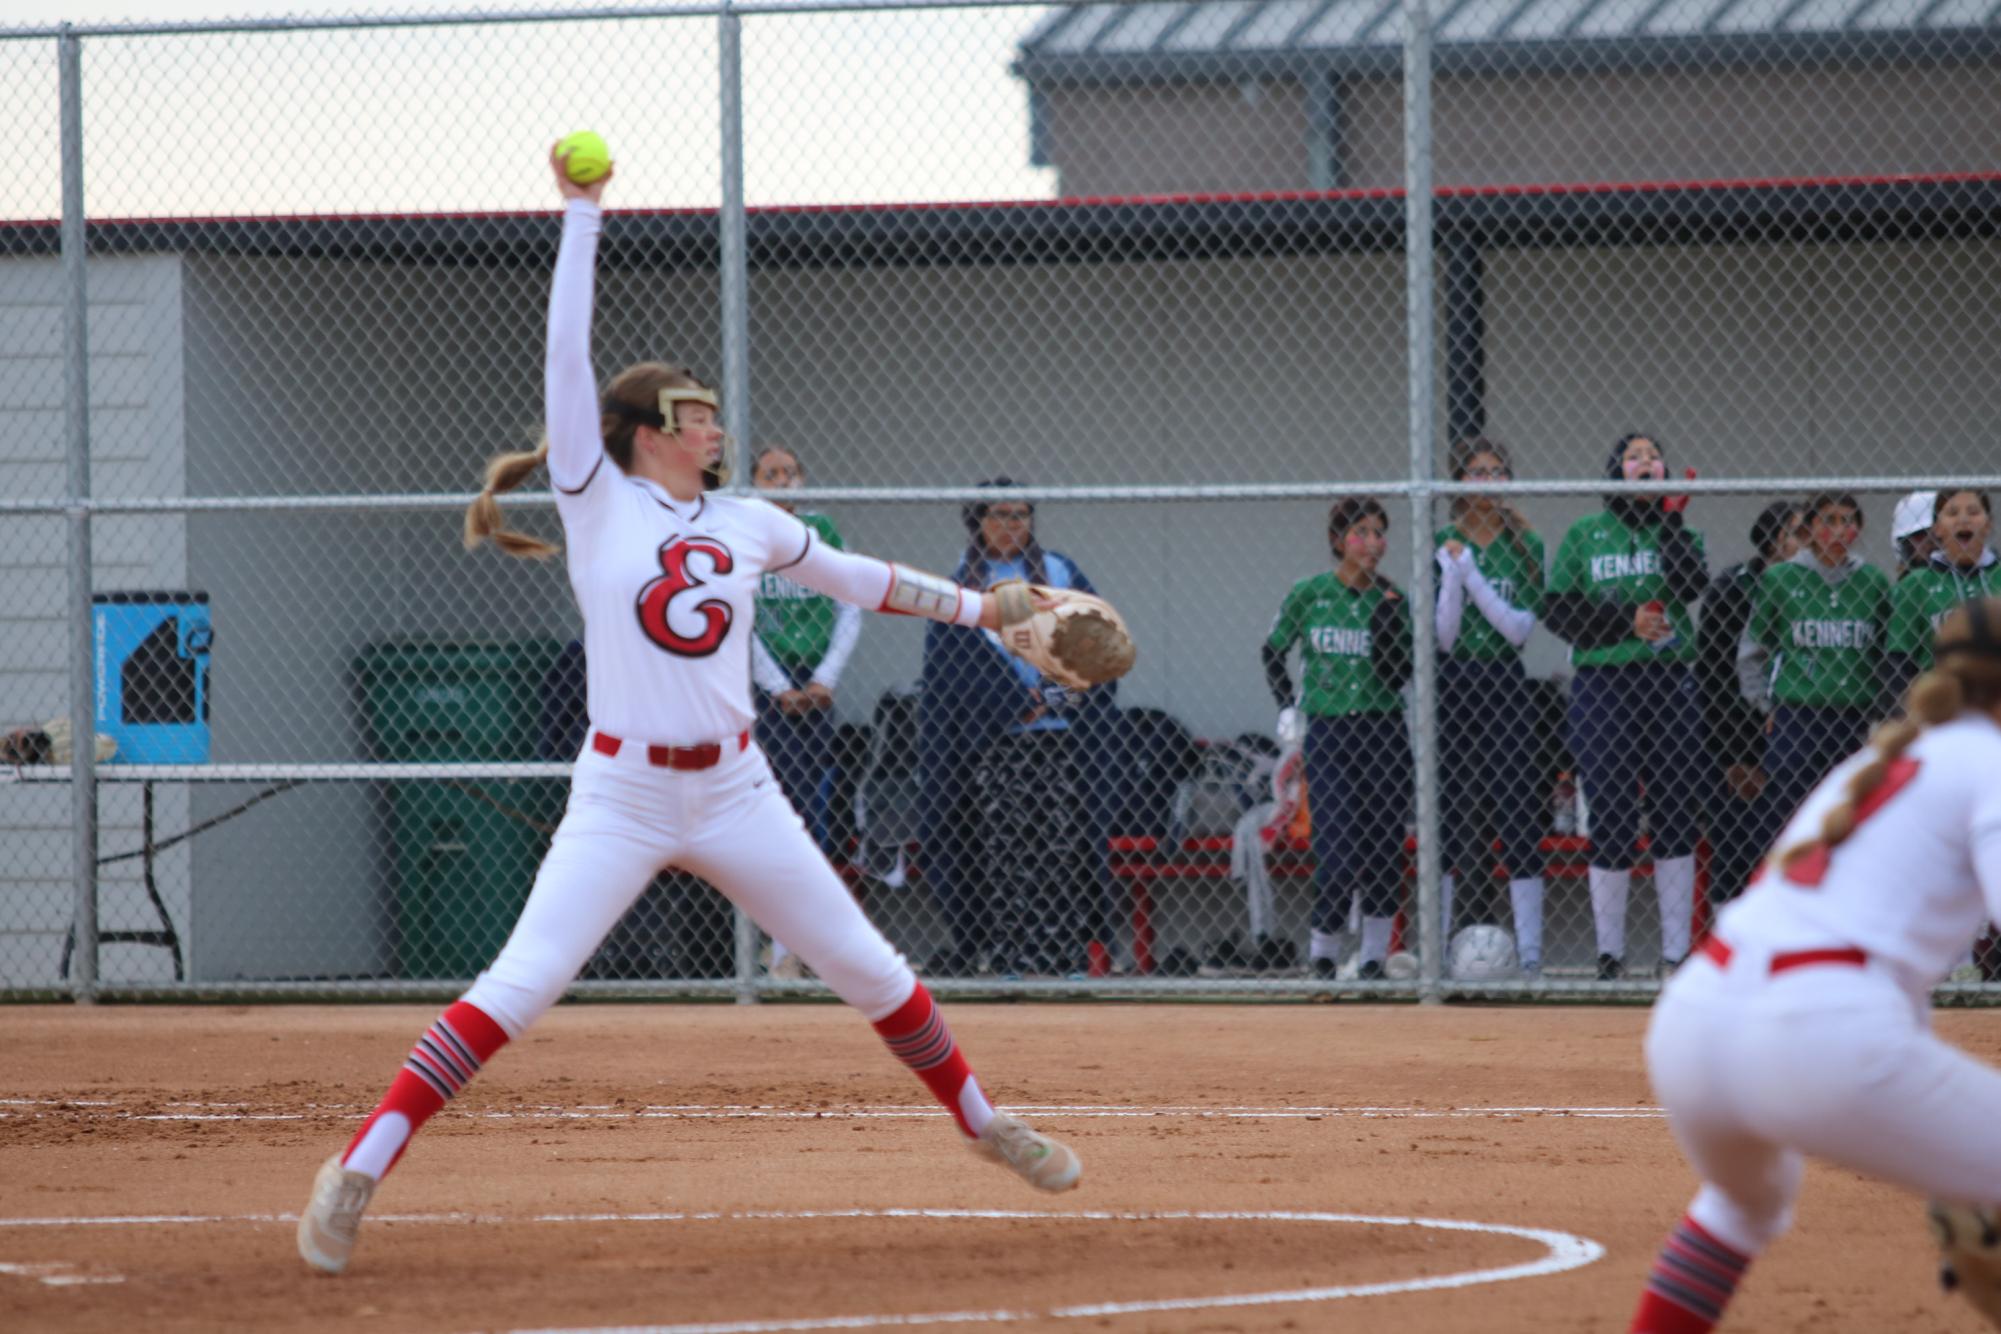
top-left (975, 1112), bottom-right (1082, 1192)
top-left (297, 1154), bottom-right (377, 1275)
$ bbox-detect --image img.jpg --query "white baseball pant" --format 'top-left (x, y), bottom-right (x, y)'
top-left (1645, 944), bottom-right (2001, 1256)
top-left (463, 737), bottom-right (915, 1034)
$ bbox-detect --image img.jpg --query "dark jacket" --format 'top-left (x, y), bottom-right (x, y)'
top-left (915, 553), bottom-right (1120, 944)
top-left (1696, 559), bottom-right (1766, 767)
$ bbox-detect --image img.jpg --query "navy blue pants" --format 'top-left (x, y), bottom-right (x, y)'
top-left (1756, 704), bottom-right (1872, 855)
top-left (1439, 657), bottom-right (1547, 893)
top-left (1567, 662), bottom-right (1705, 869)
top-left (755, 684), bottom-right (837, 856)
top-left (1304, 712), bottom-right (1412, 930)
top-left (1704, 764), bottom-right (1766, 905)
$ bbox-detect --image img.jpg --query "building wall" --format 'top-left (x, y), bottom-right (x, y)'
top-left (1042, 60), bottom-right (2001, 195)
top-left (1040, 79), bottom-right (1313, 198)
top-left (0, 254), bottom-right (190, 988)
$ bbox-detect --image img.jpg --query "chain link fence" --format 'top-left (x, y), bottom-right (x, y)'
top-left (2, 0), bottom-right (1996, 1002)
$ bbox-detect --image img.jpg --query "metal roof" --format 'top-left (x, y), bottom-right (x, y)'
top-left (1016, 0), bottom-right (2001, 76)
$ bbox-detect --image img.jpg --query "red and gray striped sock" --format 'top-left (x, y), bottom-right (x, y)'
top-left (871, 982), bottom-right (993, 1139)
top-left (341, 1000), bottom-right (510, 1181)
top-left (1628, 1214), bottom-right (1751, 1333)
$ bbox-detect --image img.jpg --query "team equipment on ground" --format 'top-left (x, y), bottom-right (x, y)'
top-left (1448, 924), bottom-right (1521, 981)
top-left (0, 717), bottom-right (115, 766)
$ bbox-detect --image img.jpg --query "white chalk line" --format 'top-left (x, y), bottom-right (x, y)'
top-left (491, 1209), bottom-right (1606, 1334)
top-left (0, 1098), bottom-right (1664, 1123)
top-left (0, 1206), bottom-right (1603, 1330)
top-left (0, 1259), bottom-right (125, 1287)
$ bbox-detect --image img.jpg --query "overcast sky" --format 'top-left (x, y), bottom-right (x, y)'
top-left (0, 1), bottom-right (1057, 220)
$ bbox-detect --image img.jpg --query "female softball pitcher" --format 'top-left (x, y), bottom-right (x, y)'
top-left (1544, 434), bottom-right (1708, 980)
top-left (1433, 437), bottom-right (1548, 976)
top-left (1631, 599), bottom-right (2001, 1334)
top-left (1263, 497), bottom-right (1414, 980)
top-left (296, 147), bottom-right (1091, 1275)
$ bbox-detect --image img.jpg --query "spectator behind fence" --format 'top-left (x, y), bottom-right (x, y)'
top-left (1264, 497), bottom-right (1414, 981)
top-left (1748, 491), bottom-right (1891, 862)
top-left (748, 445), bottom-right (862, 979)
top-left (1544, 433), bottom-right (1708, 981)
top-left (1432, 437), bottom-right (1548, 978)
top-left (1885, 490), bottom-right (2001, 710)
top-left (1891, 490), bottom-right (1937, 580)
top-left (916, 480), bottom-right (1119, 979)
top-left (1696, 500), bottom-right (1805, 906)
top-left (749, 447), bottom-right (859, 845)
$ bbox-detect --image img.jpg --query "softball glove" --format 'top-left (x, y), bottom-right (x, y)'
top-left (990, 580), bottom-right (1136, 690)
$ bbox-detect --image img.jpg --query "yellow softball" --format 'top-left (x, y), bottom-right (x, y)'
top-left (556, 131), bottom-right (611, 185)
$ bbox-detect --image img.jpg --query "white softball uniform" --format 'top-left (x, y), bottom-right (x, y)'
top-left (462, 197), bottom-right (984, 1035)
top-left (1645, 712), bottom-right (2001, 1256)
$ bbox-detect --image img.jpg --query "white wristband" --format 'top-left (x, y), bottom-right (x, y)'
top-left (882, 562), bottom-right (982, 627)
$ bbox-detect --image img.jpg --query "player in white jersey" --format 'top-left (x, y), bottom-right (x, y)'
top-left (296, 146), bottom-right (1082, 1275)
top-left (1628, 598), bottom-right (2001, 1333)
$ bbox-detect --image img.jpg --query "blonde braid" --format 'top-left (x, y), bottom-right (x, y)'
top-left (463, 439), bottom-right (558, 560)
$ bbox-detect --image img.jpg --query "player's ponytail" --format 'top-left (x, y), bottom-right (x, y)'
top-left (1776, 599), bottom-right (2001, 873)
top-left (464, 439), bottom-right (559, 560)
top-left (464, 361), bottom-right (716, 562)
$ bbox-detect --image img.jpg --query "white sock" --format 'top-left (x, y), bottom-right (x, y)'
top-left (1360, 916), bottom-right (1394, 965)
top-left (343, 1111), bottom-right (410, 1182)
top-left (1439, 873), bottom-right (1457, 950)
top-left (1589, 867), bottom-right (1631, 959)
top-left (1654, 854), bottom-right (1696, 963)
top-left (1509, 877), bottom-right (1545, 968)
top-left (958, 1074), bottom-right (996, 1138)
top-left (1310, 927), bottom-right (1342, 962)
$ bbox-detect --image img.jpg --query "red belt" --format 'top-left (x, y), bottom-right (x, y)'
top-left (591, 730), bottom-right (748, 771)
top-left (1700, 935), bottom-right (1868, 975)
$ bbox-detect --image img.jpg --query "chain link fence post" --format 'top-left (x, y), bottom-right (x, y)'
top-left (719, 1), bottom-right (761, 1004)
top-left (1402, 0), bottom-right (1443, 1004)
top-left (59, 25), bottom-right (98, 1005)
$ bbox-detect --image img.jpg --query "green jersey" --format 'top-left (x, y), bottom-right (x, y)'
top-left (1435, 523), bottom-right (1544, 662)
top-left (1546, 510), bottom-right (1705, 668)
top-left (754, 511), bottom-right (845, 672)
top-left (1267, 571), bottom-right (1410, 717)
top-left (1887, 554), bottom-right (2001, 671)
top-left (1749, 555), bottom-right (1890, 709)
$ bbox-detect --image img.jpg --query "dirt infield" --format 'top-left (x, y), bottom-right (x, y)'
top-left (2, 1002), bottom-right (1995, 1333)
